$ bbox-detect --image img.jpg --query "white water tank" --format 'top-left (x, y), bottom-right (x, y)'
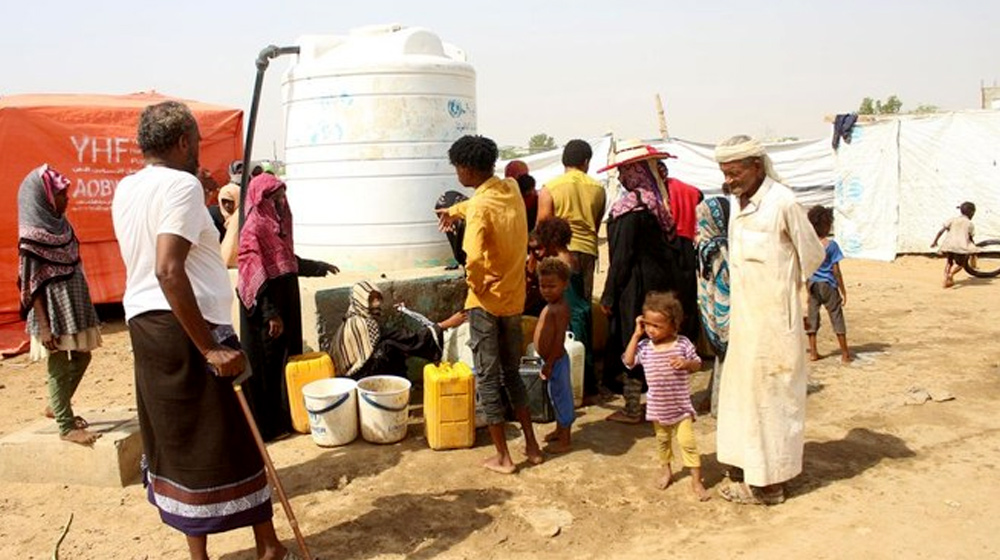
top-left (282, 24), bottom-right (476, 271)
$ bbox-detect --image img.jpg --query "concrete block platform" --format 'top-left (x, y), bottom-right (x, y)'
top-left (0, 408), bottom-right (142, 487)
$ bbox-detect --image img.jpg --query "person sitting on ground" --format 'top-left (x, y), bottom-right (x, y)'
top-left (931, 201), bottom-right (977, 288)
top-left (805, 206), bottom-right (851, 364)
top-left (624, 292), bottom-right (708, 501)
top-left (18, 165), bottom-right (103, 445)
top-left (534, 257), bottom-right (575, 454)
top-left (331, 281), bottom-right (467, 379)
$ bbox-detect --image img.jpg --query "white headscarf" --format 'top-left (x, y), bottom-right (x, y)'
top-left (714, 135), bottom-right (783, 183)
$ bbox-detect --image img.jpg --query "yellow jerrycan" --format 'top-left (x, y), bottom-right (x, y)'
top-left (423, 361), bottom-right (476, 450)
top-left (285, 352), bottom-right (336, 433)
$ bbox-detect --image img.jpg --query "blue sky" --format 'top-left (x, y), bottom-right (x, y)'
top-left (4, 1), bottom-right (997, 157)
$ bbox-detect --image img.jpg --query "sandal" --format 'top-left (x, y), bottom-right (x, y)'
top-left (719, 482), bottom-right (785, 506)
top-left (718, 482), bottom-right (763, 505)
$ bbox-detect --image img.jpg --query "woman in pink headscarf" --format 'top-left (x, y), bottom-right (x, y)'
top-left (598, 141), bottom-right (685, 423)
top-left (237, 173), bottom-right (339, 441)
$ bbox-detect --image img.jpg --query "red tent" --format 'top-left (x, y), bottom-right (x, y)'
top-left (0, 92), bottom-right (243, 337)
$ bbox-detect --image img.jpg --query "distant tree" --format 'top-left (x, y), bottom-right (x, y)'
top-left (528, 133), bottom-right (556, 154)
top-left (859, 97), bottom-right (876, 115)
top-left (912, 104), bottom-right (940, 114)
top-left (878, 95), bottom-right (903, 114)
top-left (499, 146), bottom-right (525, 160)
top-left (859, 95), bottom-right (903, 115)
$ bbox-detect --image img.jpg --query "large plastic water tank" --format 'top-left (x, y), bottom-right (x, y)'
top-left (282, 24), bottom-right (476, 271)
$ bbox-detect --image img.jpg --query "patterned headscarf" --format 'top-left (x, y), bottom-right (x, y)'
top-left (17, 165), bottom-right (79, 318)
top-left (237, 173), bottom-right (298, 311)
top-left (331, 281), bottom-right (382, 377)
top-left (695, 197), bottom-right (731, 356)
top-left (610, 160), bottom-right (676, 238)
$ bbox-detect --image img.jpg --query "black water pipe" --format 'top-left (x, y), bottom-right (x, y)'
top-left (238, 44), bottom-right (301, 229)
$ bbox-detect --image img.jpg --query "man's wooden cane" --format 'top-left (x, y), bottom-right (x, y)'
top-left (232, 364), bottom-right (312, 560)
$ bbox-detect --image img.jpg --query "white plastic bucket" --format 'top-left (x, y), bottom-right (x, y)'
top-left (303, 378), bottom-right (358, 447)
top-left (356, 375), bottom-right (412, 444)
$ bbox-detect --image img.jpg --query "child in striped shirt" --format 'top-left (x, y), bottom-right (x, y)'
top-left (624, 292), bottom-right (708, 501)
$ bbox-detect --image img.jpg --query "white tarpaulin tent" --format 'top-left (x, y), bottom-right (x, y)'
top-left (835, 111), bottom-right (1000, 261)
top-left (501, 135), bottom-right (836, 217)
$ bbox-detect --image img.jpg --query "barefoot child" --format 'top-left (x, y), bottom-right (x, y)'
top-left (931, 201), bottom-right (976, 288)
top-left (437, 135), bottom-right (543, 474)
top-left (624, 292), bottom-right (708, 501)
top-left (805, 206), bottom-right (851, 364)
top-left (534, 257), bottom-right (574, 453)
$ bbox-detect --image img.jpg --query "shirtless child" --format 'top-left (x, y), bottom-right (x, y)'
top-left (534, 258), bottom-right (575, 453)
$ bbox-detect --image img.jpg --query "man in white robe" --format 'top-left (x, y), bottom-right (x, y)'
top-left (713, 135), bottom-right (825, 505)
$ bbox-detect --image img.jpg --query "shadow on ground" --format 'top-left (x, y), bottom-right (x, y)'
top-left (221, 488), bottom-right (512, 560)
top-left (792, 427), bottom-right (915, 497)
top-left (275, 431), bottom-right (417, 500)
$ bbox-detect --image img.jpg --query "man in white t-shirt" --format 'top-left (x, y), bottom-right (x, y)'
top-left (112, 101), bottom-right (290, 559)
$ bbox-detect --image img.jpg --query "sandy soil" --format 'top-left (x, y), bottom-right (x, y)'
top-left (1, 255), bottom-right (999, 559)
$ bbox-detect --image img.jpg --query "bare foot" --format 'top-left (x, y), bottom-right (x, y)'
top-left (543, 441), bottom-right (571, 454)
top-left (606, 410), bottom-right (642, 424)
top-left (840, 354), bottom-right (854, 364)
top-left (808, 353), bottom-right (821, 362)
top-left (61, 428), bottom-right (100, 445)
top-left (524, 444), bottom-right (545, 465)
top-left (692, 480), bottom-right (711, 502)
top-left (543, 430), bottom-right (560, 442)
top-left (45, 409), bottom-right (89, 429)
top-left (943, 277), bottom-right (955, 288)
top-left (482, 455), bottom-right (516, 474)
top-left (656, 468), bottom-right (674, 490)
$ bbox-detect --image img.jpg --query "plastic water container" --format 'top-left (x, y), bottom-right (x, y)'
top-left (285, 352), bottom-right (336, 433)
top-left (356, 375), bottom-right (412, 444)
top-left (564, 332), bottom-right (585, 408)
top-left (302, 377), bottom-right (358, 447)
top-left (441, 324), bottom-right (486, 428)
top-left (282, 24), bottom-right (477, 271)
top-left (519, 356), bottom-right (554, 423)
top-left (423, 362), bottom-right (475, 450)
top-left (520, 315), bottom-right (538, 355)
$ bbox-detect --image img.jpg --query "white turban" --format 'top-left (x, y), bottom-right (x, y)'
top-left (714, 135), bottom-right (783, 183)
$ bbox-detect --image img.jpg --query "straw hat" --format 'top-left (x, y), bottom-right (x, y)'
top-left (597, 139), bottom-right (675, 173)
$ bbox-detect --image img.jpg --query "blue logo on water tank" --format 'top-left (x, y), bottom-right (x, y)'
top-left (448, 99), bottom-right (467, 118)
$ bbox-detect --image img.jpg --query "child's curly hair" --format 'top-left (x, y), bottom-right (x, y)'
top-left (537, 256), bottom-right (571, 282)
top-left (534, 217), bottom-right (572, 250)
top-left (807, 205), bottom-right (834, 238)
top-left (642, 291), bottom-right (683, 329)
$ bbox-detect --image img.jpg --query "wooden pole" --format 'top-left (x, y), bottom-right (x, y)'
top-left (234, 382), bottom-right (312, 560)
top-left (655, 94), bottom-right (669, 140)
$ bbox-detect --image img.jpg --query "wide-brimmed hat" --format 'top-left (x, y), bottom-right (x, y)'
top-left (597, 139), bottom-right (675, 173)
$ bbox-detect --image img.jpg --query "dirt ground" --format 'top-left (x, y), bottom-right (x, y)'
top-left (1, 255), bottom-right (999, 559)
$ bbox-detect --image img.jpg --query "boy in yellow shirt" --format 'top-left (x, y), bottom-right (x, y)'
top-left (437, 135), bottom-right (543, 473)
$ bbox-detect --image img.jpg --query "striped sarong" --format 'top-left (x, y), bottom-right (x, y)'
top-left (129, 311), bottom-right (272, 536)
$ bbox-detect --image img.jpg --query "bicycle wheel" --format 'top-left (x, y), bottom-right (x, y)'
top-left (964, 239), bottom-right (1000, 278)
